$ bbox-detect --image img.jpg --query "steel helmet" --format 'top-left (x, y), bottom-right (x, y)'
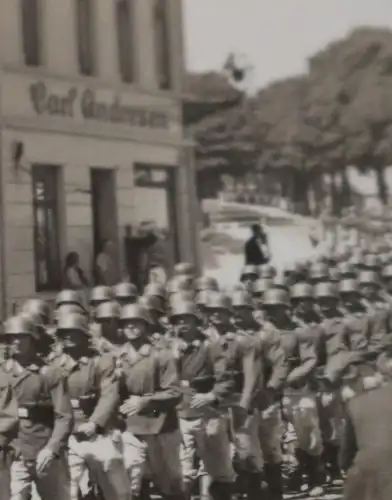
top-left (120, 304), bottom-right (153, 325)
top-left (56, 313), bottom-right (89, 336)
top-left (260, 264), bottom-right (276, 279)
top-left (310, 262), bottom-right (329, 281)
top-left (170, 301), bottom-right (201, 321)
top-left (253, 278), bottom-right (273, 296)
top-left (329, 268), bottom-right (340, 283)
top-left (95, 301), bottom-right (121, 321)
top-left (195, 290), bottom-right (213, 306)
top-left (22, 299), bottom-right (50, 321)
top-left (231, 290), bottom-right (254, 309)
top-left (114, 282), bottom-right (138, 300)
top-left (382, 265), bottom-right (392, 279)
top-left (144, 283), bottom-right (168, 300)
top-left (240, 265), bottom-right (259, 279)
top-left (314, 282), bottom-right (339, 300)
top-left (90, 286), bottom-right (114, 304)
top-left (358, 270), bottom-right (380, 287)
top-left (290, 283), bottom-right (314, 301)
top-left (174, 262), bottom-right (195, 276)
top-left (195, 276), bottom-right (219, 292)
top-left (55, 290), bottom-right (85, 310)
top-left (56, 304), bottom-right (87, 319)
top-left (4, 315), bottom-right (39, 339)
top-left (363, 254), bottom-right (380, 270)
top-left (138, 295), bottom-right (165, 314)
top-left (205, 292), bottom-right (232, 311)
top-left (272, 274), bottom-right (289, 290)
top-left (283, 262), bottom-right (296, 276)
top-left (349, 255), bottom-right (363, 267)
top-left (263, 288), bottom-right (290, 308)
top-left (339, 279), bottom-right (360, 295)
top-left (167, 275), bottom-right (193, 294)
top-left (338, 262), bottom-right (356, 278)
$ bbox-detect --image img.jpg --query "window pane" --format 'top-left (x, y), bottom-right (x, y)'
top-left (76, 0), bottom-right (95, 75)
top-left (32, 166), bottom-right (61, 291)
top-left (116, 0), bottom-right (134, 83)
top-left (21, 0), bottom-right (41, 66)
top-left (154, 0), bottom-right (171, 90)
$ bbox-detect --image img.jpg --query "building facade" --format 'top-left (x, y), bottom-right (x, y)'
top-left (0, 0), bottom-right (198, 315)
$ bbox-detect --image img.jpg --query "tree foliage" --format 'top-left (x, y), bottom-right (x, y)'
top-left (188, 27), bottom-right (392, 210)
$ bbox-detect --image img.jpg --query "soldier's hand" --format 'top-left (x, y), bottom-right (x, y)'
top-left (190, 392), bottom-right (216, 408)
top-left (76, 422), bottom-right (97, 439)
top-left (36, 447), bottom-right (54, 475)
top-left (120, 395), bottom-right (147, 416)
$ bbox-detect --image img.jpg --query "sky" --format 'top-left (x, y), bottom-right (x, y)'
top-left (184, 0), bottom-right (392, 91)
top-left (183, 0), bottom-right (392, 196)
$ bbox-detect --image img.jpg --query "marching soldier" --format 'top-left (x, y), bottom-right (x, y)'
top-left (114, 282), bottom-right (139, 306)
top-left (90, 286), bottom-right (115, 320)
top-left (92, 301), bottom-right (125, 354)
top-left (54, 313), bottom-right (129, 500)
top-left (117, 304), bottom-right (184, 500)
top-left (4, 315), bottom-right (73, 500)
top-left (170, 299), bottom-right (235, 500)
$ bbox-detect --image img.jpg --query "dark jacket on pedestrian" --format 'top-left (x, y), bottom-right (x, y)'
top-left (244, 235), bottom-right (269, 266)
top-left (341, 380), bottom-right (392, 500)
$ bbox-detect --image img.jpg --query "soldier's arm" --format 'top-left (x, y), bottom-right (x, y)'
top-left (0, 376), bottom-right (18, 448)
top-left (264, 330), bottom-right (288, 392)
top-left (44, 367), bottom-right (73, 455)
top-left (141, 350), bottom-right (181, 412)
top-left (366, 314), bottom-right (386, 361)
top-left (286, 329), bottom-right (317, 385)
top-left (208, 341), bottom-right (235, 404)
top-left (238, 338), bottom-right (261, 411)
top-left (89, 354), bottom-right (120, 429)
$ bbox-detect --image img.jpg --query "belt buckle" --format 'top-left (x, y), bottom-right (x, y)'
top-left (71, 399), bottom-right (80, 409)
top-left (18, 407), bottom-right (28, 419)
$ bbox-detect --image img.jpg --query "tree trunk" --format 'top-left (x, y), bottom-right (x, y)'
top-left (375, 166), bottom-right (388, 206)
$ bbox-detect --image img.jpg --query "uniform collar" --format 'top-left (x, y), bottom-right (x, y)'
top-left (121, 342), bottom-right (153, 360)
top-left (5, 358), bottom-right (42, 375)
top-left (59, 353), bottom-right (90, 370)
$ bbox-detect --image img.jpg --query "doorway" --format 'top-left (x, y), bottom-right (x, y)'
top-left (90, 168), bottom-right (119, 275)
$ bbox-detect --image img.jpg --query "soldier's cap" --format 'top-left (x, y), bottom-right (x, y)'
top-left (272, 275), bottom-right (289, 290)
top-left (339, 279), bottom-right (360, 295)
top-left (120, 304), bottom-right (153, 325)
top-left (167, 275), bottom-right (194, 294)
top-left (259, 264), bottom-right (277, 279)
top-left (204, 292), bottom-right (232, 312)
top-left (240, 265), bottom-right (259, 279)
top-left (114, 282), bottom-right (138, 299)
top-left (231, 289), bottom-right (254, 309)
top-left (382, 264), bottom-right (392, 279)
top-left (95, 301), bottom-right (121, 320)
top-left (174, 262), bottom-right (195, 276)
top-left (22, 299), bottom-right (50, 320)
top-left (358, 270), bottom-right (381, 287)
top-left (90, 285), bottom-right (114, 304)
top-left (314, 282), bottom-right (339, 299)
top-left (195, 275), bottom-right (219, 292)
top-left (55, 289), bottom-right (86, 311)
top-left (169, 301), bottom-right (201, 322)
top-left (3, 315), bottom-right (40, 340)
top-left (138, 294), bottom-right (165, 314)
top-left (195, 289), bottom-right (213, 306)
top-left (253, 278), bottom-right (273, 296)
top-left (56, 313), bottom-right (90, 336)
top-left (290, 282), bottom-right (314, 300)
top-left (263, 288), bottom-right (290, 308)
top-left (144, 283), bottom-right (168, 300)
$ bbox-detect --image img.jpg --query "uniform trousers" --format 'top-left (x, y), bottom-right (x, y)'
top-left (230, 408), bottom-right (264, 473)
top-left (10, 454), bottom-right (69, 500)
top-left (179, 415), bottom-right (235, 486)
top-left (258, 403), bottom-right (284, 464)
top-left (122, 429), bottom-right (183, 497)
top-left (68, 432), bottom-right (130, 500)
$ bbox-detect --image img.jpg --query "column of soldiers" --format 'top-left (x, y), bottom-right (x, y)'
top-left (1, 244), bottom-right (392, 500)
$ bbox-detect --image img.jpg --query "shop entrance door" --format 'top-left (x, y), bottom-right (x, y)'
top-left (90, 168), bottom-right (119, 272)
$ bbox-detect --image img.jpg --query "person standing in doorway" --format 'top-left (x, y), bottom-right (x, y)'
top-left (138, 221), bottom-right (168, 288)
top-left (95, 239), bottom-right (120, 286)
top-left (62, 252), bottom-right (89, 290)
top-left (244, 223), bottom-right (270, 266)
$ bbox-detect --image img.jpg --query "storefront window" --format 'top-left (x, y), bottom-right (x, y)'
top-left (32, 165), bottom-right (62, 292)
top-left (153, 0), bottom-right (172, 90)
top-left (21, 0), bottom-right (41, 66)
top-left (116, 0), bottom-right (134, 83)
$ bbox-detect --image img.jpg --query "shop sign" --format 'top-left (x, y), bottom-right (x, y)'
top-left (29, 81), bottom-right (170, 130)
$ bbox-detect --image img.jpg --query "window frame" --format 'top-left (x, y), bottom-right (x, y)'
top-left (115, 0), bottom-right (135, 83)
top-left (20, 0), bottom-right (42, 66)
top-left (153, 0), bottom-right (172, 90)
top-left (31, 165), bottom-right (62, 293)
top-left (75, 0), bottom-right (97, 76)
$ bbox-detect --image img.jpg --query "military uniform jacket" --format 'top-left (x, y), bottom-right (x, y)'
top-left (5, 358), bottom-right (73, 460)
top-left (0, 365), bottom-right (18, 449)
top-left (118, 342), bottom-right (180, 434)
top-left (52, 352), bottom-right (119, 433)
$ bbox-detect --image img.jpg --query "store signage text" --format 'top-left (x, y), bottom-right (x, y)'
top-left (29, 81), bottom-right (170, 130)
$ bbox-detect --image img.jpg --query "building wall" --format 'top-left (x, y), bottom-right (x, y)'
top-left (0, 0), bottom-right (197, 314)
